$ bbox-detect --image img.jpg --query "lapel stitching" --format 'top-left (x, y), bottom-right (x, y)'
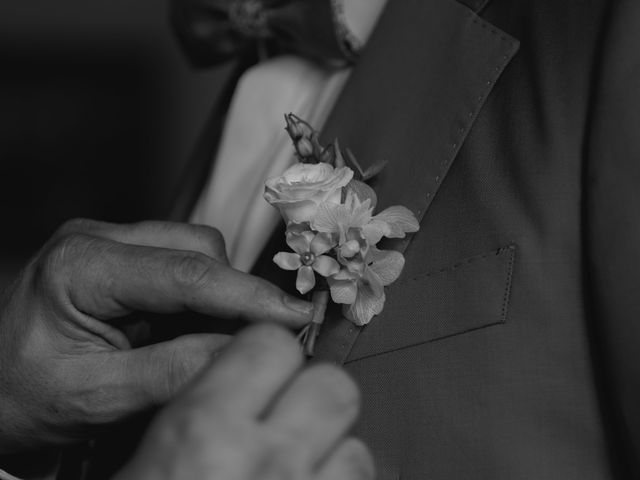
top-left (313, 2), bottom-right (520, 365)
top-left (421, 13), bottom-right (520, 227)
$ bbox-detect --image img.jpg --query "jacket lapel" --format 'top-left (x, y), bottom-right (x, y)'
top-left (313, 0), bottom-right (519, 364)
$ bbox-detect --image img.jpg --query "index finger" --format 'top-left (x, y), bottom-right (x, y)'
top-left (52, 219), bottom-right (229, 264)
top-left (57, 234), bottom-right (313, 327)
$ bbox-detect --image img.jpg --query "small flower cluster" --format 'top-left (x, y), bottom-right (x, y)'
top-left (264, 114), bottom-right (419, 327)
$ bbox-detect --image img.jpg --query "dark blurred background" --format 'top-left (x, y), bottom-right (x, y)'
top-left (0, 0), bottom-right (229, 291)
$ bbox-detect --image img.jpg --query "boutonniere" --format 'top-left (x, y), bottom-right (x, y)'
top-left (264, 114), bottom-right (419, 355)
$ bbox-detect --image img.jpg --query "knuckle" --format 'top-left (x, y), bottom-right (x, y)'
top-left (157, 349), bottom-right (185, 401)
top-left (306, 364), bottom-right (361, 413)
top-left (164, 346), bottom-right (205, 397)
top-left (171, 252), bottom-right (214, 290)
top-left (38, 233), bottom-right (94, 284)
top-left (55, 218), bottom-right (97, 237)
top-left (53, 232), bottom-right (93, 258)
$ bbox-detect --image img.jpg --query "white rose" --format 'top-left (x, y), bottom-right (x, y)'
top-left (264, 163), bottom-right (353, 224)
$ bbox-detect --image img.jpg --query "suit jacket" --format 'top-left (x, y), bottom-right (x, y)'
top-left (169, 0), bottom-right (640, 478)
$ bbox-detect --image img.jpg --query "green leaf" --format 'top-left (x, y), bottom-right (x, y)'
top-left (329, 140), bottom-right (343, 167)
top-left (362, 159), bottom-right (388, 181)
top-left (344, 148), bottom-right (365, 179)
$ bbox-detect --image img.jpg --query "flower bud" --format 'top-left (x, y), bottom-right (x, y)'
top-left (296, 138), bottom-right (314, 157)
top-left (286, 113), bottom-right (315, 140)
top-left (286, 121), bottom-right (302, 139)
top-left (340, 240), bottom-right (361, 258)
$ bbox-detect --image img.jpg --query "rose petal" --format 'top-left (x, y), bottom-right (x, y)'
top-left (277, 163), bottom-right (334, 192)
top-left (312, 255), bottom-right (341, 277)
top-left (273, 252), bottom-right (302, 271)
top-left (296, 266), bottom-right (316, 294)
top-left (264, 165), bottom-right (354, 224)
top-left (310, 232), bottom-right (335, 255)
top-left (263, 185), bottom-right (280, 205)
top-left (279, 199), bottom-right (320, 224)
top-left (314, 165), bottom-right (353, 192)
top-left (328, 277), bottom-right (358, 304)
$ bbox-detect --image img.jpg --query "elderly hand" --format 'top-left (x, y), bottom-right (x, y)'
top-left (115, 325), bottom-right (375, 480)
top-left (0, 219), bottom-right (313, 454)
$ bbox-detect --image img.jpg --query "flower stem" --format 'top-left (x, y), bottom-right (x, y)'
top-left (296, 324), bottom-right (310, 343)
top-left (303, 290), bottom-right (329, 357)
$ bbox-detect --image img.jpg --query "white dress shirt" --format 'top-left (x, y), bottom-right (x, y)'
top-left (190, 0), bottom-right (388, 272)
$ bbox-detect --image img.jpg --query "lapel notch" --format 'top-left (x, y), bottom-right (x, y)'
top-left (456, 0), bottom-right (492, 13)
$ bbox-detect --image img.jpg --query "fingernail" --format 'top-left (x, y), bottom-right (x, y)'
top-left (283, 295), bottom-right (314, 316)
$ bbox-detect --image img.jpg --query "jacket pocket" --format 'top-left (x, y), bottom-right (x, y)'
top-left (346, 244), bottom-right (516, 363)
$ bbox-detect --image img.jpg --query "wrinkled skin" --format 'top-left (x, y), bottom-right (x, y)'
top-left (0, 219), bottom-right (315, 454)
top-left (116, 325), bottom-right (375, 480)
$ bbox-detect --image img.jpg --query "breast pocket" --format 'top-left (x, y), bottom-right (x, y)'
top-left (346, 244), bottom-right (516, 363)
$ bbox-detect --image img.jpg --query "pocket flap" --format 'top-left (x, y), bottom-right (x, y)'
top-left (346, 245), bottom-right (516, 362)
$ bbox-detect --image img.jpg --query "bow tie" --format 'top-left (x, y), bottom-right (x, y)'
top-left (172, 0), bottom-right (359, 67)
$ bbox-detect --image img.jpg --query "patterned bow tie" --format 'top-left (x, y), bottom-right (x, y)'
top-left (172, 0), bottom-right (359, 67)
